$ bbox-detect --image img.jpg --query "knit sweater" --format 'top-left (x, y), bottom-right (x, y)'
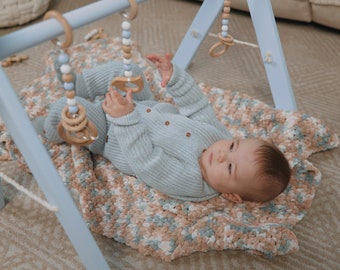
top-left (45, 61), bottom-right (232, 201)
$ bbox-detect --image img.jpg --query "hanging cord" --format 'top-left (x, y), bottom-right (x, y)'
top-left (0, 172), bottom-right (58, 212)
top-left (208, 33), bottom-right (258, 48)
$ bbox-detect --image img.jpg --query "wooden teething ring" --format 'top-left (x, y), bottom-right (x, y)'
top-left (60, 104), bottom-right (87, 132)
top-left (57, 121), bottom-right (99, 147)
top-left (111, 75), bottom-right (144, 93)
top-left (43, 10), bottom-right (73, 49)
top-left (121, 0), bottom-right (138, 20)
top-left (209, 33), bottom-right (234, 57)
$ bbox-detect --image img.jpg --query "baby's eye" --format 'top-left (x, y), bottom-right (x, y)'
top-left (228, 163), bottom-right (232, 175)
top-left (229, 142), bottom-right (234, 151)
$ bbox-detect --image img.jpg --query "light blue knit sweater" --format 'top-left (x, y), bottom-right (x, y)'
top-left (44, 61), bottom-right (232, 201)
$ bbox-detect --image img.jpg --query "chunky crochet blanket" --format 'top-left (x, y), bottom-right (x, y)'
top-left (0, 37), bottom-right (338, 261)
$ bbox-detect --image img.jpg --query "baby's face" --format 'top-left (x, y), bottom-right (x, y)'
top-left (199, 138), bottom-right (262, 198)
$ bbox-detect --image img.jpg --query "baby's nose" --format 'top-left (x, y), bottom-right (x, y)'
top-left (217, 150), bottom-right (227, 162)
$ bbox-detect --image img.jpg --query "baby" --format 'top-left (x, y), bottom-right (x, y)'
top-left (35, 54), bottom-right (291, 203)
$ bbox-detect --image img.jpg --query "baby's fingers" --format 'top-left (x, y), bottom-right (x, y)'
top-left (112, 89), bottom-right (127, 105)
top-left (107, 88), bottom-right (126, 105)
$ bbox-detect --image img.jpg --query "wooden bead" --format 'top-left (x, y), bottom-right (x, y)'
top-left (122, 45), bottom-right (131, 53)
top-left (123, 52), bottom-right (132, 59)
top-left (223, 7), bottom-right (231, 14)
top-left (224, 1), bottom-right (231, 7)
top-left (222, 13), bottom-right (230, 19)
top-left (65, 90), bottom-right (76, 99)
top-left (62, 73), bottom-right (74, 83)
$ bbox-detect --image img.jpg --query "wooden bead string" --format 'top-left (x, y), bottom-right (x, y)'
top-left (44, 10), bottom-right (98, 146)
top-left (111, 0), bottom-right (144, 93)
top-left (209, 0), bottom-right (234, 57)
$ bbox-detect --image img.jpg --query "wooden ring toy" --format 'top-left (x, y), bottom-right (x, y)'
top-left (111, 75), bottom-right (144, 93)
top-left (121, 0), bottom-right (138, 20)
top-left (43, 10), bottom-right (73, 48)
top-left (57, 120), bottom-right (98, 146)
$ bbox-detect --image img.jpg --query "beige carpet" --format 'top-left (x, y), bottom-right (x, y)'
top-left (0, 0), bottom-right (339, 269)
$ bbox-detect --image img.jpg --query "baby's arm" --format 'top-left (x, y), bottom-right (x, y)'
top-left (148, 54), bottom-right (222, 127)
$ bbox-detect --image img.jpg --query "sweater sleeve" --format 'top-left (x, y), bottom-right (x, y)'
top-left (166, 64), bottom-right (226, 132)
top-left (106, 112), bottom-right (211, 200)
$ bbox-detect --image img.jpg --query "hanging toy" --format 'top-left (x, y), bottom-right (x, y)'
top-left (111, 0), bottom-right (144, 93)
top-left (209, 0), bottom-right (234, 57)
top-left (44, 10), bottom-right (98, 146)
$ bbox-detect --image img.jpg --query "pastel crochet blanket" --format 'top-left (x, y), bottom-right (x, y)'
top-left (0, 37), bottom-right (338, 261)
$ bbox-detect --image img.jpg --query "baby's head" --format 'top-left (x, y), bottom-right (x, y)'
top-left (199, 138), bottom-right (291, 203)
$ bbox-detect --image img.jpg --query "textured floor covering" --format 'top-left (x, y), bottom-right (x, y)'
top-left (0, 0), bottom-right (339, 269)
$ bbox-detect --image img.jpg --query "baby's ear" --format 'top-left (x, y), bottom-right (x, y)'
top-left (221, 193), bottom-right (243, 203)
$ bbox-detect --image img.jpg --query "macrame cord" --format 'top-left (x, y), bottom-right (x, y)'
top-left (0, 172), bottom-right (58, 212)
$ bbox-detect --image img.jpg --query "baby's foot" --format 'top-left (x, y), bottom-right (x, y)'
top-left (32, 116), bottom-right (46, 137)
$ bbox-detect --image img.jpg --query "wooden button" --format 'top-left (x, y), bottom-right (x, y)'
top-left (186, 132), bottom-right (191, 137)
top-left (165, 121), bottom-right (170, 126)
top-left (146, 108), bottom-right (151, 113)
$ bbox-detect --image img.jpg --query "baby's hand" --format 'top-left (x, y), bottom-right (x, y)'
top-left (146, 54), bottom-right (173, 88)
top-left (102, 88), bottom-right (134, 118)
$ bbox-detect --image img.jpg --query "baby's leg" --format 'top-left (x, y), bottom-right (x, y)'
top-left (81, 61), bottom-right (154, 101)
top-left (55, 58), bottom-right (154, 101)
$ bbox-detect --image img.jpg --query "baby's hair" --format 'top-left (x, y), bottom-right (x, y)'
top-left (243, 140), bottom-right (291, 202)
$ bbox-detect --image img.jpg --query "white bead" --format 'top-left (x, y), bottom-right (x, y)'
top-left (222, 25), bottom-right (229, 31)
top-left (67, 98), bottom-right (77, 106)
top-left (60, 64), bottom-right (72, 74)
top-left (124, 70), bottom-right (132, 77)
top-left (122, 38), bottom-right (131, 46)
top-left (123, 58), bottom-right (132, 64)
top-left (122, 21), bottom-right (131, 30)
